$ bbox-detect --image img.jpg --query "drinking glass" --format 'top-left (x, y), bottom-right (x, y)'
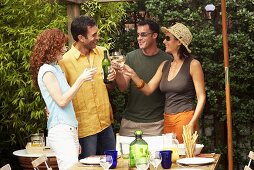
top-left (160, 150), bottom-right (172, 169)
top-left (135, 157), bottom-right (150, 170)
top-left (111, 55), bottom-right (126, 67)
top-left (85, 67), bottom-right (97, 82)
top-left (150, 151), bottom-right (162, 170)
top-left (99, 155), bottom-right (113, 170)
top-left (117, 55), bottom-right (126, 66)
top-left (120, 142), bottom-right (130, 159)
top-left (31, 133), bottom-right (44, 147)
top-left (104, 150), bottom-right (118, 169)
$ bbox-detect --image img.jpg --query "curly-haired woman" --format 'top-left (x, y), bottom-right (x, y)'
top-left (30, 28), bottom-right (96, 169)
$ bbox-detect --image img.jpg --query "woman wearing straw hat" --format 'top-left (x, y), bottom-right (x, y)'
top-left (123, 23), bottom-right (206, 143)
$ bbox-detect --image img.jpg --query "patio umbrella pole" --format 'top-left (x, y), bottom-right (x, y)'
top-left (220, 0), bottom-right (233, 169)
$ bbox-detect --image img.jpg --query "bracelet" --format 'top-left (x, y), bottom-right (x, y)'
top-left (136, 79), bottom-right (145, 89)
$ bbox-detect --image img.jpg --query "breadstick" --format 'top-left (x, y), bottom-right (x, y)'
top-left (182, 125), bottom-right (198, 158)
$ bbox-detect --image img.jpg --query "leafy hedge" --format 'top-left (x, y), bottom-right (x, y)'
top-left (114, 0), bottom-right (253, 169)
top-left (0, 0), bottom-right (67, 167)
top-left (0, 0), bottom-right (128, 167)
top-left (144, 0), bottom-right (254, 169)
top-left (0, 0), bottom-right (253, 169)
top-left (81, 0), bottom-right (129, 50)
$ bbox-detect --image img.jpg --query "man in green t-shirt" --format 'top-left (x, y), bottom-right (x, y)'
top-left (114, 19), bottom-right (172, 136)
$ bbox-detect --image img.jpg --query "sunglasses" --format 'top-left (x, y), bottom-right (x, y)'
top-left (137, 32), bottom-right (154, 37)
top-left (164, 36), bottom-right (176, 41)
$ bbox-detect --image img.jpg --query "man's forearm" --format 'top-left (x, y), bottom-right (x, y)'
top-left (115, 72), bottom-right (129, 92)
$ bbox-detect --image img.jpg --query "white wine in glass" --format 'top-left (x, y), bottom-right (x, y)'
top-left (115, 55), bottom-right (126, 67)
top-left (135, 157), bottom-right (150, 170)
top-left (150, 151), bottom-right (162, 170)
top-left (99, 155), bottom-right (113, 170)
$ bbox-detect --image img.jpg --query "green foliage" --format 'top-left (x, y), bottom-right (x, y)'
top-left (0, 0), bottom-right (67, 154)
top-left (114, 1), bottom-right (144, 54)
top-left (111, 2), bottom-right (252, 168)
top-left (108, 89), bottom-right (128, 132)
top-left (81, 0), bottom-right (129, 50)
top-left (144, 0), bottom-right (254, 169)
top-left (0, 0), bottom-right (253, 169)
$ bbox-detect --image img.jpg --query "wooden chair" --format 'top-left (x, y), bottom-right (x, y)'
top-left (31, 154), bottom-right (52, 170)
top-left (0, 164), bottom-right (11, 170)
top-left (244, 151), bottom-right (254, 170)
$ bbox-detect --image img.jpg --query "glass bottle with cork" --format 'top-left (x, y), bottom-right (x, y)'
top-left (129, 130), bottom-right (149, 168)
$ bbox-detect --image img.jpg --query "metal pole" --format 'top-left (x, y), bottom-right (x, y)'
top-left (220, 0), bottom-right (233, 169)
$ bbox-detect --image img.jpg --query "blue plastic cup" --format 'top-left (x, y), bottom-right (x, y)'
top-left (104, 150), bottom-right (118, 169)
top-left (160, 150), bottom-right (172, 169)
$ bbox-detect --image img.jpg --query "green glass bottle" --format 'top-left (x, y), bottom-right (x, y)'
top-left (129, 130), bottom-right (149, 168)
top-left (102, 50), bottom-right (112, 84)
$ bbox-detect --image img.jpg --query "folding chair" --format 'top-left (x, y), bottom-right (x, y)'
top-left (0, 164), bottom-right (11, 170)
top-left (31, 154), bottom-right (52, 170)
top-left (244, 151), bottom-right (254, 170)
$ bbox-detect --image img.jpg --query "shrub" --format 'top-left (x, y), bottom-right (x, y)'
top-left (0, 0), bottom-right (67, 165)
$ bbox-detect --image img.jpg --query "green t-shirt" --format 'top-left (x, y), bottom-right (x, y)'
top-left (124, 49), bottom-right (172, 122)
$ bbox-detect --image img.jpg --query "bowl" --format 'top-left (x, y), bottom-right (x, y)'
top-left (178, 143), bottom-right (204, 155)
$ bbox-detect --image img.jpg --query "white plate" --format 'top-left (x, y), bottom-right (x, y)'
top-left (80, 156), bottom-right (100, 165)
top-left (176, 157), bottom-right (215, 165)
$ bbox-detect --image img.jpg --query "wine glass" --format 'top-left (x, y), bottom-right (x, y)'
top-left (111, 54), bottom-right (126, 67)
top-left (99, 155), bottom-right (113, 170)
top-left (150, 151), bottom-right (162, 170)
top-left (115, 55), bottom-right (126, 67)
top-left (120, 142), bottom-right (130, 159)
top-left (135, 157), bottom-right (150, 170)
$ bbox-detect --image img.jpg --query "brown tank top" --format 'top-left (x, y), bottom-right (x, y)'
top-left (159, 57), bottom-right (195, 114)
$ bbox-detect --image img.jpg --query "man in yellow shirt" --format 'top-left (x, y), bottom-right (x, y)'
top-left (59, 15), bottom-right (116, 159)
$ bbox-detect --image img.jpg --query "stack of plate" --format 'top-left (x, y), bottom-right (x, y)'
top-left (176, 157), bottom-right (215, 167)
top-left (80, 156), bottom-right (101, 165)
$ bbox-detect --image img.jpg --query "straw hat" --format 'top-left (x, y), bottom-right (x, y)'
top-left (161, 23), bottom-right (192, 53)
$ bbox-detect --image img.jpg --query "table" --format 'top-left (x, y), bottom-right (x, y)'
top-left (70, 154), bottom-right (221, 170)
top-left (13, 149), bottom-right (58, 170)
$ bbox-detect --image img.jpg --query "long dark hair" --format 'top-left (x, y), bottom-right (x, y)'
top-left (178, 44), bottom-right (191, 60)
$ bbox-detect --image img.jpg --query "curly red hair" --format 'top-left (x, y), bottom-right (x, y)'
top-left (30, 28), bottom-right (67, 89)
